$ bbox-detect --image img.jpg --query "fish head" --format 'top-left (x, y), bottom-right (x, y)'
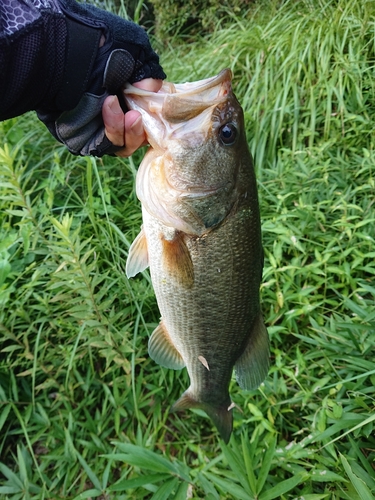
top-left (124, 69), bottom-right (253, 235)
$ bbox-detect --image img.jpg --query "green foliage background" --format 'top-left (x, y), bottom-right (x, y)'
top-left (0, 0), bottom-right (374, 498)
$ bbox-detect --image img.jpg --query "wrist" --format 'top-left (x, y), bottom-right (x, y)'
top-left (54, 17), bottom-right (102, 111)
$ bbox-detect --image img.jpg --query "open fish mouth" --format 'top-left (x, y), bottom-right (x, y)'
top-left (123, 69), bottom-right (234, 148)
top-left (124, 68), bottom-right (232, 101)
top-left (156, 68), bottom-right (232, 120)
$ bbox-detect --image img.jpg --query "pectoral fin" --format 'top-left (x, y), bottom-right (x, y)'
top-left (148, 320), bottom-right (185, 370)
top-left (235, 313), bottom-right (269, 390)
top-left (126, 228), bottom-right (149, 278)
top-left (161, 232), bottom-right (194, 287)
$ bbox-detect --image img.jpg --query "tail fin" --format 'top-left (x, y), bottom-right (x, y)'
top-left (171, 390), bottom-right (233, 443)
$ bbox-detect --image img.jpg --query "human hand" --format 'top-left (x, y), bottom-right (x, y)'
top-left (36, 1), bottom-right (165, 157)
top-left (102, 78), bottom-right (163, 157)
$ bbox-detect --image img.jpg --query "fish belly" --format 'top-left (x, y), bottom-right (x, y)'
top-left (143, 200), bottom-right (262, 405)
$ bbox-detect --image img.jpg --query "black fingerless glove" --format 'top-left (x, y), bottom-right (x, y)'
top-left (36, 0), bottom-right (166, 156)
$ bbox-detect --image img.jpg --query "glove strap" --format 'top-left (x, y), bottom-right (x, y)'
top-left (55, 18), bottom-right (101, 111)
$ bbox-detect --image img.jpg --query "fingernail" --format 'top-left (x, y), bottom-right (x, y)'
top-left (109, 96), bottom-right (122, 115)
top-left (130, 116), bottom-right (144, 136)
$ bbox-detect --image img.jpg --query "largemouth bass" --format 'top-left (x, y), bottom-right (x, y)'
top-left (124, 69), bottom-right (269, 443)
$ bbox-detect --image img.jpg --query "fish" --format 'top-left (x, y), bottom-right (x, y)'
top-left (124, 69), bottom-right (269, 443)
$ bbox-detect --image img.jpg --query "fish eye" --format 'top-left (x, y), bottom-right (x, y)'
top-left (219, 123), bottom-right (237, 146)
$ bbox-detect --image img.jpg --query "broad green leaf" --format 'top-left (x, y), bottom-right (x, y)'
top-left (350, 462), bottom-right (375, 491)
top-left (296, 495), bottom-right (330, 500)
top-left (76, 452), bottom-right (102, 491)
top-left (17, 445), bottom-right (28, 484)
top-left (73, 489), bottom-right (103, 499)
top-left (241, 432), bottom-right (257, 495)
top-left (203, 472), bottom-right (254, 500)
top-left (101, 459), bottom-right (112, 490)
top-left (150, 478), bottom-right (179, 500)
top-left (195, 472), bottom-right (219, 499)
top-left (0, 404), bottom-right (11, 432)
top-left (256, 434), bottom-right (277, 494)
top-left (0, 259), bottom-right (11, 287)
top-left (105, 445), bottom-right (191, 481)
top-left (259, 472), bottom-right (309, 500)
top-left (0, 486), bottom-right (22, 494)
top-left (310, 469), bottom-right (347, 483)
top-left (0, 463), bottom-right (23, 488)
top-left (340, 454), bottom-right (374, 500)
top-left (173, 481), bottom-right (190, 500)
top-left (6, 209), bottom-right (28, 217)
top-left (221, 438), bottom-right (252, 496)
top-left (110, 474), bottom-right (171, 492)
top-left (348, 437), bottom-right (375, 480)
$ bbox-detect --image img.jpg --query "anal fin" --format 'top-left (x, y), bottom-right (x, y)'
top-left (126, 227), bottom-right (149, 278)
top-left (148, 320), bottom-right (185, 370)
top-left (235, 313), bottom-right (269, 390)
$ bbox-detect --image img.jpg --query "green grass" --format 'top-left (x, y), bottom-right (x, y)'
top-left (0, 0), bottom-right (374, 498)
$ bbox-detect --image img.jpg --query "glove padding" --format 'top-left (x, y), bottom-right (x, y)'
top-left (54, 49), bottom-right (136, 156)
top-left (37, 0), bottom-right (165, 156)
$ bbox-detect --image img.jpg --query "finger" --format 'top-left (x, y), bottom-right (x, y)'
top-left (103, 79), bottom-right (163, 156)
top-left (102, 95), bottom-right (125, 147)
top-left (133, 78), bottom-right (163, 92)
top-left (116, 79), bottom-right (163, 156)
top-left (115, 110), bottom-right (147, 158)
top-left (103, 98), bottom-right (146, 156)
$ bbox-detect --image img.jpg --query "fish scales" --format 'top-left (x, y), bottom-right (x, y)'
top-left (144, 205), bottom-right (261, 391)
top-left (125, 69), bottom-right (269, 442)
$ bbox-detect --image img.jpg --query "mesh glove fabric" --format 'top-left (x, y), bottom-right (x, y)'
top-left (36, 0), bottom-right (166, 156)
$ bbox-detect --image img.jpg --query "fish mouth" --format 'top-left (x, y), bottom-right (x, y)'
top-left (123, 69), bottom-right (234, 145)
top-left (161, 68), bottom-right (232, 99)
top-left (124, 68), bottom-right (232, 100)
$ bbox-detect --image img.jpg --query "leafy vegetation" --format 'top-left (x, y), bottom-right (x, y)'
top-left (148, 0), bottom-right (254, 40)
top-left (1, 0), bottom-right (374, 498)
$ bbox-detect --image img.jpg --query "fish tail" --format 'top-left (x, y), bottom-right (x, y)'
top-left (171, 390), bottom-right (233, 443)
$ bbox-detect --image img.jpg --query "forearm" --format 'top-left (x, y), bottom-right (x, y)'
top-left (0, 1), bottom-right (68, 120)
